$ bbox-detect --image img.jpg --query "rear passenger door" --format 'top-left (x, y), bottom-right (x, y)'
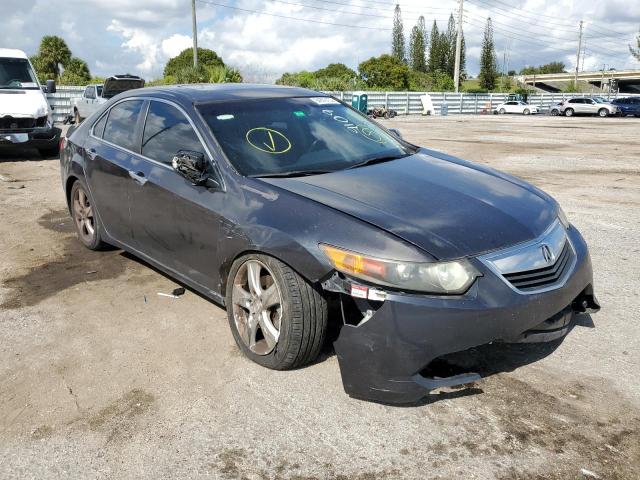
top-left (129, 100), bottom-right (224, 292)
top-left (83, 99), bottom-right (145, 246)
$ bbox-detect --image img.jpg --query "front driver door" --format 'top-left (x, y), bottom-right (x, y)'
top-left (128, 100), bottom-right (224, 293)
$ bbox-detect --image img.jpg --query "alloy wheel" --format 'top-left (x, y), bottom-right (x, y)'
top-left (72, 186), bottom-right (95, 244)
top-left (231, 260), bottom-right (283, 355)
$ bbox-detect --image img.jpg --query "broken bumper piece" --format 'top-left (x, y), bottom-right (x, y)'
top-left (330, 226), bottom-right (598, 405)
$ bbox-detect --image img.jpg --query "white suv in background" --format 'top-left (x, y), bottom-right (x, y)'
top-left (560, 97), bottom-right (620, 117)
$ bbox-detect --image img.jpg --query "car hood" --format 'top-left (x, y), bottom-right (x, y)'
top-left (0, 89), bottom-right (49, 118)
top-left (261, 150), bottom-right (557, 260)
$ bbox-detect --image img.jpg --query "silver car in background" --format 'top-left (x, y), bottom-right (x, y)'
top-left (560, 97), bottom-right (620, 117)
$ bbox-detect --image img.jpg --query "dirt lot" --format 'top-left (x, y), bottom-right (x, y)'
top-left (1, 115), bottom-right (639, 479)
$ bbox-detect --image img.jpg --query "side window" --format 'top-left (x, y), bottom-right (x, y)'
top-left (96, 85), bottom-right (103, 97)
top-left (84, 86), bottom-right (95, 99)
top-left (92, 111), bottom-right (108, 138)
top-left (568, 99), bottom-right (577, 104)
top-left (103, 100), bottom-right (144, 152)
top-left (142, 101), bottom-right (204, 165)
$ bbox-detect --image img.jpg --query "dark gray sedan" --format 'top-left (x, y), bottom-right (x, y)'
top-left (60, 84), bottom-right (599, 404)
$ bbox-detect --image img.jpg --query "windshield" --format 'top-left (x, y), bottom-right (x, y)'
top-left (0, 58), bottom-right (39, 90)
top-left (197, 97), bottom-right (412, 176)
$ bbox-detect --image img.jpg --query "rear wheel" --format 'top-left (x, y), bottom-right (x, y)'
top-left (564, 108), bottom-right (574, 117)
top-left (550, 109), bottom-right (559, 116)
top-left (598, 108), bottom-right (608, 117)
top-left (523, 108), bottom-right (530, 115)
top-left (499, 108), bottom-right (506, 114)
top-left (226, 254), bottom-right (327, 370)
top-left (70, 181), bottom-right (107, 250)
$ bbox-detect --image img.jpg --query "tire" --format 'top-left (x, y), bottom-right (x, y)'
top-left (523, 109), bottom-right (530, 115)
top-left (499, 108), bottom-right (506, 114)
top-left (598, 108), bottom-right (608, 117)
top-left (69, 180), bottom-right (107, 250)
top-left (550, 109), bottom-right (559, 116)
top-left (226, 254), bottom-right (327, 370)
top-left (564, 108), bottom-right (574, 117)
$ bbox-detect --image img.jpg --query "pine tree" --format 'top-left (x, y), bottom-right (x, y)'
top-left (427, 20), bottom-right (440, 73)
top-left (445, 14), bottom-right (457, 77)
top-left (630, 30), bottom-right (640, 61)
top-left (391, 4), bottom-right (406, 62)
top-left (409, 24), bottom-right (427, 72)
top-left (479, 17), bottom-right (498, 90)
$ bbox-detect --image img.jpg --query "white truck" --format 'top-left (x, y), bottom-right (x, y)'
top-left (0, 48), bottom-right (60, 157)
top-left (73, 74), bottom-right (144, 122)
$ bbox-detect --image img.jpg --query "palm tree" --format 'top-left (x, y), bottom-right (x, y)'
top-left (39, 36), bottom-right (72, 78)
top-left (630, 30), bottom-right (640, 61)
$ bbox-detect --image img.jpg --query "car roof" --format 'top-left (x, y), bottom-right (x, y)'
top-left (0, 48), bottom-right (29, 59)
top-left (117, 83), bottom-right (325, 104)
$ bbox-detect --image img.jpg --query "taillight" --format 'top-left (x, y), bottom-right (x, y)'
top-left (59, 136), bottom-right (67, 151)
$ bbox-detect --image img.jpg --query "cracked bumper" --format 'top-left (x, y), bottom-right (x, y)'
top-left (333, 225), bottom-right (598, 404)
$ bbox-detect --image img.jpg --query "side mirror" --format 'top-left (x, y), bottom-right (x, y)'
top-left (46, 79), bottom-right (56, 94)
top-left (388, 128), bottom-right (403, 139)
top-left (172, 150), bottom-right (219, 188)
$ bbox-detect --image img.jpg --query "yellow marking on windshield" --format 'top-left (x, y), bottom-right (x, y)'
top-left (246, 127), bottom-right (292, 154)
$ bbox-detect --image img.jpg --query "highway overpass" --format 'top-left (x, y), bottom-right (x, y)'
top-left (518, 69), bottom-right (640, 94)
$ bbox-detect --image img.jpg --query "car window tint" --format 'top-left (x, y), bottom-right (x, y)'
top-left (93, 112), bottom-right (108, 138)
top-left (96, 85), bottom-right (103, 97)
top-left (103, 100), bottom-right (144, 151)
top-left (142, 101), bottom-right (203, 165)
top-left (568, 99), bottom-right (578, 103)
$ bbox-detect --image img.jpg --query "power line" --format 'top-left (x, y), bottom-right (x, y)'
top-left (195, 0), bottom-right (392, 30)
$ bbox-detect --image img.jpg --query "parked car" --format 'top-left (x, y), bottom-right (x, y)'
top-left (494, 101), bottom-right (538, 115)
top-left (611, 97), bottom-right (640, 117)
top-left (367, 105), bottom-right (397, 119)
top-left (0, 48), bottom-right (60, 157)
top-left (548, 102), bottom-right (563, 116)
top-left (73, 74), bottom-right (144, 123)
top-left (560, 97), bottom-right (620, 117)
top-left (60, 84), bottom-right (599, 404)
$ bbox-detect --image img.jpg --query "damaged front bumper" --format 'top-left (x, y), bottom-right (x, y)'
top-left (0, 124), bottom-right (60, 149)
top-left (328, 226), bottom-right (599, 404)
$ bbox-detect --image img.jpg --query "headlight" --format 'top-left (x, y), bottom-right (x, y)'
top-left (558, 206), bottom-right (570, 229)
top-left (320, 244), bottom-right (480, 294)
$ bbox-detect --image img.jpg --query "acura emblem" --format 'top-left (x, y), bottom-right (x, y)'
top-left (541, 244), bottom-right (554, 263)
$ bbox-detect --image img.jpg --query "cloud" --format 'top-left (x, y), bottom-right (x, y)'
top-left (0, 0), bottom-right (637, 81)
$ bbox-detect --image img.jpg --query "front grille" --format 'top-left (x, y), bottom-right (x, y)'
top-left (503, 241), bottom-right (573, 292)
top-left (0, 116), bottom-right (46, 132)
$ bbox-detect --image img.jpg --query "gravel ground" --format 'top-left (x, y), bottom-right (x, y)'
top-left (1, 115), bottom-right (639, 479)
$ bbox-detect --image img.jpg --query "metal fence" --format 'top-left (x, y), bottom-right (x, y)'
top-left (46, 86), bottom-right (84, 123)
top-left (328, 91), bottom-right (640, 115)
top-left (47, 87), bottom-right (640, 122)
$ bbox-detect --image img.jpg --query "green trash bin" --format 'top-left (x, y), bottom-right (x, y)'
top-left (351, 91), bottom-right (368, 113)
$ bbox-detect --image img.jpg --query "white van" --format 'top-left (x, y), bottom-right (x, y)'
top-left (0, 48), bottom-right (60, 157)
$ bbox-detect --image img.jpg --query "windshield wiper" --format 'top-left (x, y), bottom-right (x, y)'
top-left (346, 153), bottom-right (409, 170)
top-left (251, 169), bottom-right (335, 178)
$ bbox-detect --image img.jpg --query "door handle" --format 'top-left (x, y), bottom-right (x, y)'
top-left (86, 147), bottom-right (97, 160)
top-left (128, 170), bottom-right (148, 185)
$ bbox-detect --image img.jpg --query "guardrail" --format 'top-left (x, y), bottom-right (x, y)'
top-left (327, 91), bottom-right (640, 115)
top-left (46, 87), bottom-right (640, 122)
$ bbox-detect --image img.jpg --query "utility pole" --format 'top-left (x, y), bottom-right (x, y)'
top-left (574, 20), bottom-right (583, 86)
top-left (191, 0), bottom-right (198, 67)
top-left (453, 0), bottom-right (464, 93)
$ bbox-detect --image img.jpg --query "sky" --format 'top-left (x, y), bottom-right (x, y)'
top-left (2, 0), bottom-right (639, 83)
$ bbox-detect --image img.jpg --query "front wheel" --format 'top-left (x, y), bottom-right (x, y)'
top-left (564, 108), bottom-right (574, 117)
top-left (226, 254), bottom-right (327, 370)
top-left (70, 180), bottom-right (107, 250)
top-left (598, 108), bottom-right (608, 117)
top-left (550, 109), bottom-right (559, 116)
